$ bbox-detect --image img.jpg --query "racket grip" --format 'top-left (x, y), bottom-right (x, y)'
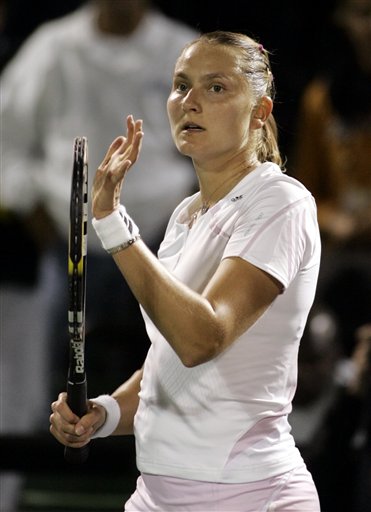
top-left (64, 379), bottom-right (90, 464)
top-left (64, 443), bottom-right (90, 464)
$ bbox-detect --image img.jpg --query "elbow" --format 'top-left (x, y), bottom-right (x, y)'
top-left (181, 353), bottom-right (209, 368)
top-left (179, 337), bottom-right (224, 368)
top-left (181, 353), bottom-right (212, 368)
top-left (170, 304), bottom-right (228, 367)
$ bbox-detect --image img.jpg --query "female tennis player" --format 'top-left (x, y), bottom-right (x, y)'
top-left (50, 31), bottom-right (321, 511)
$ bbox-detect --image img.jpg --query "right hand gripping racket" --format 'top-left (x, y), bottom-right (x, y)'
top-left (64, 137), bottom-right (89, 464)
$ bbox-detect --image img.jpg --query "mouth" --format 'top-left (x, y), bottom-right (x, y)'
top-left (181, 122), bottom-right (205, 132)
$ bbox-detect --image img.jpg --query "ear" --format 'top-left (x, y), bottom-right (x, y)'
top-left (250, 96), bottom-right (273, 130)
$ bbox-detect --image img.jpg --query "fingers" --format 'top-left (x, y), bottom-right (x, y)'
top-left (97, 116), bottom-right (143, 175)
top-left (49, 393), bottom-right (104, 448)
top-left (50, 394), bottom-right (79, 446)
top-left (122, 115), bottom-right (142, 148)
top-left (100, 136), bottom-right (125, 169)
top-left (92, 115), bottom-right (143, 218)
top-left (128, 120), bottom-right (144, 165)
top-left (125, 114), bottom-right (136, 147)
top-left (116, 115), bottom-right (143, 165)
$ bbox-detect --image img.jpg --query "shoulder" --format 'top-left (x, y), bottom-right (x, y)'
top-left (22, 6), bottom-right (92, 48)
top-left (144, 9), bottom-right (198, 56)
top-left (2, 6), bottom-right (92, 70)
top-left (31, 7), bottom-right (90, 40)
top-left (243, 162), bottom-right (313, 207)
top-left (147, 9), bottom-right (198, 40)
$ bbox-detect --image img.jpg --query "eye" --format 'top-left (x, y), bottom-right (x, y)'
top-left (210, 84), bottom-right (224, 93)
top-left (176, 82), bottom-right (188, 93)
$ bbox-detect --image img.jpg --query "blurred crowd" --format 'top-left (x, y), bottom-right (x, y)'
top-left (1, 0), bottom-right (370, 511)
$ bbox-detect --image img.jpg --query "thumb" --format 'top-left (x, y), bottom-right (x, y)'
top-left (74, 420), bottom-right (91, 437)
top-left (74, 411), bottom-right (97, 436)
top-left (74, 403), bottom-right (106, 436)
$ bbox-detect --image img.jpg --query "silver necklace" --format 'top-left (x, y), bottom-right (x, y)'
top-left (188, 205), bottom-right (207, 229)
top-left (188, 163), bottom-right (258, 229)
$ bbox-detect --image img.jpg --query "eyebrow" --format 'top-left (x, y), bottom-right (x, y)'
top-left (174, 71), bottom-right (233, 82)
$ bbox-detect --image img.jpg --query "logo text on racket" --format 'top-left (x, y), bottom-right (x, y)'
top-left (72, 340), bottom-right (85, 373)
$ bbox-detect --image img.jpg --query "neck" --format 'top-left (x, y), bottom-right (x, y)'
top-left (188, 160), bottom-right (259, 229)
top-left (96, 2), bottom-right (147, 36)
top-left (197, 159), bottom-right (259, 210)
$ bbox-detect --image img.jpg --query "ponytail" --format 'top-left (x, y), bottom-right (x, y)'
top-left (258, 113), bottom-right (284, 169)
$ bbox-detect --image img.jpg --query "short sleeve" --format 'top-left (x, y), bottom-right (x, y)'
top-left (223, 195), bottom-right (319, 290)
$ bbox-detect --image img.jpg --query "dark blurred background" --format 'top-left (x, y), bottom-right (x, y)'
top-left (0, 0), bottom-right (337, 156)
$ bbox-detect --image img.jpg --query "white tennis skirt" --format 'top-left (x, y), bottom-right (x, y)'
top-left (124, 463), bottom-right (320, 511)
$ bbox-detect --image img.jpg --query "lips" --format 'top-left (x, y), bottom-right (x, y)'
top-left (181, 122), bottom-right (205, 131)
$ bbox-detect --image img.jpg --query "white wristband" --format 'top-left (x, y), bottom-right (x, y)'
top-left (92, 205), bottom-right (140, 252)
top-left (90, 394), bottom-right (121, 439)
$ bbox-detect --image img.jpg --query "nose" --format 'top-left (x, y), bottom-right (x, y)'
top-left (182, 88), bottom-right (201, 112)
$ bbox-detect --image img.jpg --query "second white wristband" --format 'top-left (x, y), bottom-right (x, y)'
top-left (92, 205), bottom-right (140, 252)
top-left (90, 394), bottom-right (121, 439)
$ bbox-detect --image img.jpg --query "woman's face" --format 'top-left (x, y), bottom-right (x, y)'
top-left (167, 41), bottom-right (258, 166)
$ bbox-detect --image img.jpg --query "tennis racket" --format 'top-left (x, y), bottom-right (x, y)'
top-left (64, 137), bottom-right (89, 464)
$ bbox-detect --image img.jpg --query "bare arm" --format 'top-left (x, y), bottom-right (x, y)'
top-left (112, 242), bottom-right (281, 367)
top-left (111, 368), bottom-right (143, 435)
top-left (92, 116), bottom-right (281, 367)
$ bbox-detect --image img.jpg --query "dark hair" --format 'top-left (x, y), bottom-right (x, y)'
top-left (183, 31), bottom-right (283, 168)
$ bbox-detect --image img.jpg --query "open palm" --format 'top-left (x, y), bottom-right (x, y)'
top-left (92, 115), bottom-right (143, 219)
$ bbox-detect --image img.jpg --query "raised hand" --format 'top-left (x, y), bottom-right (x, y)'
top-left (92, 115), bottom-right (143, 219)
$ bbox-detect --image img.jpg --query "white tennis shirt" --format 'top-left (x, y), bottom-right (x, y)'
top-left (135, 162), bottom-right (321, 483)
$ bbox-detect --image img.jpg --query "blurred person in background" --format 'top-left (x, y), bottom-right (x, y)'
top-left (289, 306), bottom-right (344, 511)
top-left (349, 323), bottom-right (371, 512)
top-left (289, 305), bottom-right (341, 464)
top-left (292, 320), bottom-right (371, 511)
top-left (1, 2), bottom-right (49, 508)
top-left (1, 1), bottom-right (197, 508)
top-left (293, 0), bottom-right (371, 357)
top-left (0, 0), bottom-right (197, 400)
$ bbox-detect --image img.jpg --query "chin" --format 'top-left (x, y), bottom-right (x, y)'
top-left (175, 141), bottom-right (195, 158)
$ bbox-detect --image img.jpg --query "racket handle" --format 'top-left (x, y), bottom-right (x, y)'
top-left (64, 379), bottom-right (90, 464)
top-left (64, 443), bottom-right (90, 464)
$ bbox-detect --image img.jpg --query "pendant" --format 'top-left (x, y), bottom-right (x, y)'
top-left (188, 203), bottom-right (209, 229)
top-left (201, 204), bottom-right (209, 215)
